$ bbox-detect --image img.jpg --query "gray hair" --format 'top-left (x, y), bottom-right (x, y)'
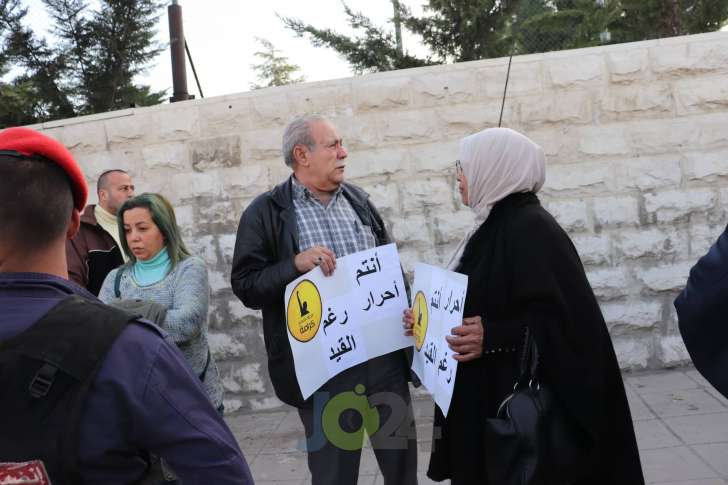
top-left (282, 115), bottom-right (327, 167)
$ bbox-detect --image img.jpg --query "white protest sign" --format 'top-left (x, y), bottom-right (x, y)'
top-left (284, 243), bottom-right (411, 400)
top-left (410, 263), bottom-right (468, 417)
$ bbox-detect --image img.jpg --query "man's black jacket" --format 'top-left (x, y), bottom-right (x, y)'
top-left (231, 176), bottom-right (410, 407)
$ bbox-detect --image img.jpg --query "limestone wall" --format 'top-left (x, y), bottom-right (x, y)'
top-left (34, 31), bottom-right (728, 412)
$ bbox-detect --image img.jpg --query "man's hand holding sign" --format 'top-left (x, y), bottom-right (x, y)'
top-left (294, 245), bottom-right (337, 275)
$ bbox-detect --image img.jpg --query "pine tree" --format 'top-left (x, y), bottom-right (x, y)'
top-left (250, 37), bottom-right (306, 89)
top-left (81, 0), bottom-right (166, 112)
top-left (0, 78), bottom-right (43, 127)
top-left (0, 0), bottom-right (165, 128)
top-left (611, 0), bottom-right (728, 43)
top-left (518, 0), bottom-right (728, 54)
top-left (403, 0), bottom-right (521, 62)
top-left (282, 0), bottom-right (523, 72)
top-left (516, 0), bottom-right (622, 54)
top-left (1, 0), bottom-right (76, 123)
top-left (283, 0), bottom-right (728, 74)
top-left (280, 2), bottom-right (432, 74)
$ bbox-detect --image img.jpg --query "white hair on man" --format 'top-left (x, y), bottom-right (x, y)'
top-left (281, 114), bottom-right (327, 167)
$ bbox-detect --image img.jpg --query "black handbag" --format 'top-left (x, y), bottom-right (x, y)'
top-left (484, 328), bottom-right (592, 485)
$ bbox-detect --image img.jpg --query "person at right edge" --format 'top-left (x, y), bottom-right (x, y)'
top-left (675, 226), bottom-right (728, 398)
top-left (404, 128), bottom-right (644, 484)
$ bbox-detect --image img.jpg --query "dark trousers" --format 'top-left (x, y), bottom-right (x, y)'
top-left (297, 351), bottom-right (418, 485)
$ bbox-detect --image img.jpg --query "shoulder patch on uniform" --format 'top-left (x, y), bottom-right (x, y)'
top-left (0, 461), bottom-right (51, 485)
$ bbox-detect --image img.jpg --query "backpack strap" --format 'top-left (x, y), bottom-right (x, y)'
top-left (0, 295), bottom-right (134, 483)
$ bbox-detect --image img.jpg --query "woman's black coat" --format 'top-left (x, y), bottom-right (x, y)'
top-left (427, 192), bottom-right (643, 485)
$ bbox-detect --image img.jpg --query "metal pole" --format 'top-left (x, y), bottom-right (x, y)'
top-left (168, 0), bottom-right (192, 102)
top-left (498, 54), bottom-right (513, 127)
top-left (185, 40), bottom-right (204, 98)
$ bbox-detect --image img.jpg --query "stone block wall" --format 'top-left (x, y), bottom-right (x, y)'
top-left (33, 31), bottom-right (728, 412)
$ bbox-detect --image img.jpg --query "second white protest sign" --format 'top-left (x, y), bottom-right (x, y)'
top-left (411, 262), bottom-right (468, 417)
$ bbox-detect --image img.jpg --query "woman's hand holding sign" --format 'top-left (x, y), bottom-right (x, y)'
top-left (445, 316), bottom-right (483, 362)
top-left (402, 308), bottom-right (414, 337)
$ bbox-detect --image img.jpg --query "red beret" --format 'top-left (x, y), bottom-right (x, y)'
top-left (0, 127), bottom-right (88, 210)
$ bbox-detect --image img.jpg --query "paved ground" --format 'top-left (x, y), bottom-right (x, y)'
top-left (225, 366), bottom-right (728, 484)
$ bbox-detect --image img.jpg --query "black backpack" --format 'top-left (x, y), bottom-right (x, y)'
top-left (0, 295), bottom-right (133, 484)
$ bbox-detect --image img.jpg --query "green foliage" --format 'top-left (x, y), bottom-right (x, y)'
top-left (284, 0), bottom-right (728, 74)
top-left (519, 0), bottom-right (728, 53)
top-left (0, 78), bottom-right (46, 127)
top-left (81, 0), bottom-right (166, 112)
top-left (2, 1), bottom-right (78, 121)
top-left (282, 0), bottom-right (524, 72)
top-left (250, 37), bottom-right (306, 89)
top-left (280, 2), bottom-right (432, 74)
top-left (611, 0), bottom-right (728, 42)
top-left (0, 0), bottom-right (166, 128)
top-left (517, 0), bottom-right (622, 53)
top-left (403, 0), bottom-right (521, 61)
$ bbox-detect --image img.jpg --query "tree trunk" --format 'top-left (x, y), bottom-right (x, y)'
top-left (391, 0), bottom-right (403, 56)
top-left (663, 0), bottom-right (682, 36)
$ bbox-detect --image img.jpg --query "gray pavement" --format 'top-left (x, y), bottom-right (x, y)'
top-left (225, 366), bottom-right (728, 485)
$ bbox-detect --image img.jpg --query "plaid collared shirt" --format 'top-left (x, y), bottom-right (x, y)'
top-left (291, 176), bottom-right (377, 258)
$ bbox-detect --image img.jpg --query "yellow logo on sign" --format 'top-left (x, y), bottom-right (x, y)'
top-left (412, 290), bottom-right (428, 351)
top-left (287, 279), bottom-right (323, 342)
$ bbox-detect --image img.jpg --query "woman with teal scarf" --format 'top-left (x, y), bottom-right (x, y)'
top-left (99, 193), bottom-right (224, 414)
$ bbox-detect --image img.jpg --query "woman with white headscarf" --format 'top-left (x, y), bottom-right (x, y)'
top-left (404, 128), bottom-right (643, 484)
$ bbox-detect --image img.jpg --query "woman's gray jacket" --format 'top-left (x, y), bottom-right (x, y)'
top-left (99, 256), bottom-right (223, 408)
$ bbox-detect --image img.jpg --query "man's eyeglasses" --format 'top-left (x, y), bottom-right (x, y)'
top-left (455, 160), bottom-right (463, 177)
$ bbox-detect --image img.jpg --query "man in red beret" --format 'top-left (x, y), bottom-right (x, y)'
top-left (0, 127), bottom-right (254, 484)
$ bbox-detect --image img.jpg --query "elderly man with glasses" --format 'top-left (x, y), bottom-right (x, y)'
top-left (231, 115), bottom-right (418, 485)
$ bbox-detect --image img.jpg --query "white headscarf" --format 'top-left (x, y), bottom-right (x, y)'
top-left (446, 127), bottom-right (546, 270)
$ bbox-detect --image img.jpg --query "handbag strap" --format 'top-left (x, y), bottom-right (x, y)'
top-left (517, 327), bottom-right (541, 388)
top-left (198, 348), bottom-right (211, 382)
top-left (501, 203), bottom-right (541, 389)
top-left (528, 331), bottom-right (540, 383)
top-left (518, 327), bottom-right (531, 377)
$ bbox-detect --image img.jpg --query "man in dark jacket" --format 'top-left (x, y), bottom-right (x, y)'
top-left (675, 225), bottom-right (728, 398)
top-left (231, 115), bottom-right (417, 485)
top-left (66, 169), bottom-right (134, 295)
top-left (0, 127), bottom-right (254, 484)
